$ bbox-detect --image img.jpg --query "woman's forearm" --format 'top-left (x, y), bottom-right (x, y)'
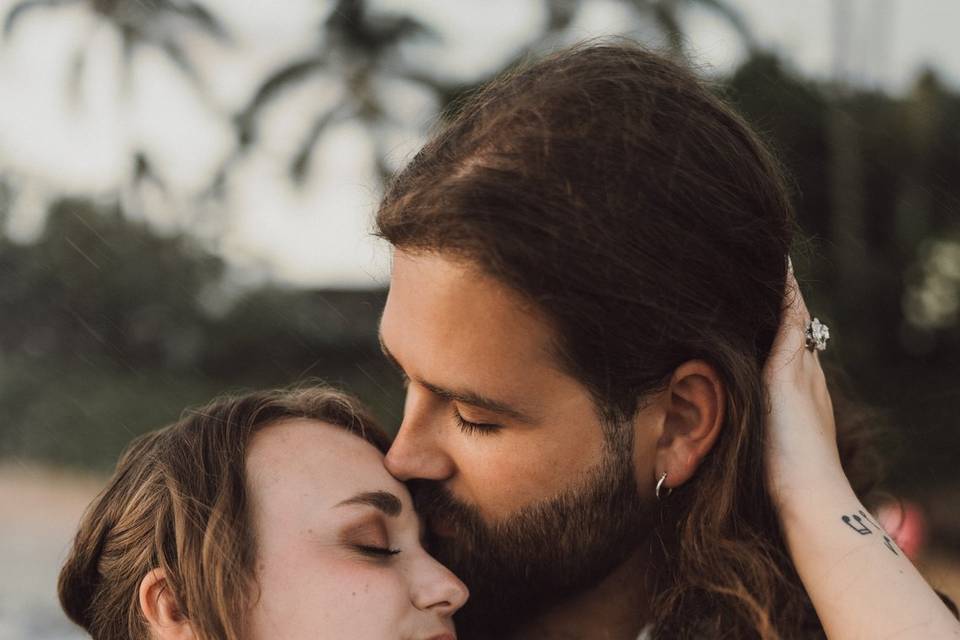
top-left (778, 469), bottom-right (960, 639)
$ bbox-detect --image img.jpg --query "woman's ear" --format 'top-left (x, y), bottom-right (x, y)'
top-left (655, 359), bottom-right (726, 490)
top-left (139, 568), bottom-right (196, 640)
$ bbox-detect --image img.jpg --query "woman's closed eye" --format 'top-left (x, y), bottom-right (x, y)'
top-left (353, 544), bottom-right (401, 558)
top-left (342, 519), bottom-right (400, 560)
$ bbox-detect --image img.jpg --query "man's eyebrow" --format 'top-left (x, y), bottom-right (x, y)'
top-left (378, 331), bottom-right (533, 423)
top-left (335, 491), bottom-right (403, 517)
top-left (418, 380), bottom-right (533, 423)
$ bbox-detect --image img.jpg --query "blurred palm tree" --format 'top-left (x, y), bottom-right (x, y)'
top-left (226, 0), bottom-right (753, 189)
top-left (2, 0), bottom-right (230, 193)
top-left (1, 0), bottom-right (753, 196)
top-left (3, 0), bottom-right (228, 86)
top-left (222, 0), bottom-right (443, 189)
top-left (595, 0), bottom-right (754, 55)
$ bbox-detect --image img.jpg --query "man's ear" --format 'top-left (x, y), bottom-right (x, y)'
top-left (139, 568), bottom-right (196, 640)
top-left (655, 359), bottom-right (726, 491)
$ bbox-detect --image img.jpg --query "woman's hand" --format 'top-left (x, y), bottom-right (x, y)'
top-left (762, 259), bottom-right (848, 513)
top-left (760, 259), bottom-right (960, 638)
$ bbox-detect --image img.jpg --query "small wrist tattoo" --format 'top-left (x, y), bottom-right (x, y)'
top-left (840, 509), bottom-right (899, 556)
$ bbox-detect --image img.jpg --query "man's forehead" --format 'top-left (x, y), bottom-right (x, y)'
top-left (385, 251), bottom-right (554, 349)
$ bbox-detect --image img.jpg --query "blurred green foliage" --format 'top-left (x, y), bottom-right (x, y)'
top-left (0, 200), bottom-right (404, 471)
top-left (725, 54), bottom-right (960, 500)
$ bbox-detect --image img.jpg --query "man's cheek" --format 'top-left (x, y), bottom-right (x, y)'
top-left (461, 453), bottom-right (556, 517)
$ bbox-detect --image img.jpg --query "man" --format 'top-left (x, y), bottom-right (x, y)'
top-left (376, 42), bottom-right (807, 639)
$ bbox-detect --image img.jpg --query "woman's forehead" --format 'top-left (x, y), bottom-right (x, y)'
top-left (245, 419), bottom-right (405, 507)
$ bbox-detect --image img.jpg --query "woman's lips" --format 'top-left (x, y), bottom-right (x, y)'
top-left (425, 634), bottom-right (455, 640)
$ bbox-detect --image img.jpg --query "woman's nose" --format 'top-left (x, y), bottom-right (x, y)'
top-left (411, 554), bottom-right (470, 616)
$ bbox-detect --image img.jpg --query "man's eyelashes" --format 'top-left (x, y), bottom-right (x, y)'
top-left (395, 374), bottom-right (502, 434)
top-left (453, 409), bottom-right (502, 435)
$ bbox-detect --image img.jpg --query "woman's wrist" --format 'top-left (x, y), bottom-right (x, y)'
top-left (772, 458), bottom-right (858, 532)
top-left (772, 459), bottom-right (960, 638)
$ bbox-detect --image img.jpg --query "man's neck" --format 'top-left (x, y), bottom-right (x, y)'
top-left (505, 547), bottom-right (653, 640)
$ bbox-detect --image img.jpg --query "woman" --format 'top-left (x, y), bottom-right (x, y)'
top-left (57, 386), bottom-right (467, 640)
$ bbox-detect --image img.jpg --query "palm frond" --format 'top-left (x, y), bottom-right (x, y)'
top-left (650, 1), bottom-right (686, 54)
top-left (132, 151), bottom-right (166, 193)
top-left (692, 0), bottom-right (755, 50)
top-left (158, 38), bottom-right (206, 89)
top-left (326, 0), bottom-right (439, 56)
top-left (543, 0), bottom-right (581, 33)
top-left (290, 106), bottom-right (348, 184)
top-left (118, 23), bottom-right (139, 96)
top-left (234, 56), bottom-right (328, 147)
top-left (231, 0), bottom-right (441, 187)
top-left (3, 0), bottom-right (78, 39)
top-left (165, 1), bottom-right (229, 42)
top-left (627, 0), bottom-right (754, 56)
top-left (90, 0), bottom-right (229, 42)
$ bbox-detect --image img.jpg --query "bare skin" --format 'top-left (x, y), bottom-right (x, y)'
top-left (139, 419), bottom-right (468, 640)
top-left (764, 264), bottom-right (960, 639)
top-left (383, 250), bottom-right (959, 639)
top-left (381, 251), bottom-right (725, 640)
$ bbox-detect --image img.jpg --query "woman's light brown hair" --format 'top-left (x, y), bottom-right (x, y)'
top-left (57, 384), bottom-right (390, 640)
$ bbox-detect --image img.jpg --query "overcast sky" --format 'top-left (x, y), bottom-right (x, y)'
top-left (1, 0), bottom-right (958, 288)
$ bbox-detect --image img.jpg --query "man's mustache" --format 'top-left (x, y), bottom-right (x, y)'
top-left (408, 478), bottom-right (473, 519)
top-left (406, 478), bottom-right (490, 544)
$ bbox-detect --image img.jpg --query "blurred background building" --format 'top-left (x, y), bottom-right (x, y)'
top-left (0, 1), bottom-right (958, 637)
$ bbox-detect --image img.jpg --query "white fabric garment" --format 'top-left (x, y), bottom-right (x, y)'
top-left (637, 623), bottom-right (654, 639)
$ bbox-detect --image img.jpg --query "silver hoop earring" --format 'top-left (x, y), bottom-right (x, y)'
top-left (655, 471), bottom-right (673, 500)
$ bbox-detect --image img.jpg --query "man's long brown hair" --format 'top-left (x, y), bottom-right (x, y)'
top-left (376, 40), bottom-right (899, 638)
top-left (57, 385), bottom-right (389, 640)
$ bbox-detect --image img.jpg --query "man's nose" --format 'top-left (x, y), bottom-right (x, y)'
top-left (384, 385), bottom-right (456, 481)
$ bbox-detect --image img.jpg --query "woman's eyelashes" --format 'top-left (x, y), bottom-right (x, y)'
top-left (353, 544), bottom-right (401, 559)
top-left (342, 519), bottom-right (401, 560)
top-left (453, 407), bottom-right (502, 435)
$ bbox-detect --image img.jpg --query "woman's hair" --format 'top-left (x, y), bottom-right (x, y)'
top-left (375, 40), bottom-right (954, 637)
top-left (57, 384), bottom-right (389, 640)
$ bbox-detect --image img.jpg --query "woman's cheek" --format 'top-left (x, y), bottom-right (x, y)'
top-left (250, 552), bottom-right (412, 640)
top-left (319, 556), bottom-right (414, 636)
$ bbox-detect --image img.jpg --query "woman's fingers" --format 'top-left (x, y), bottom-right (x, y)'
top-left (766, 265), bottom-right (807, 373)
top-left (764, 259), bottom-right (841, 506)
top-left (786, 264), bottom-right (810, 324)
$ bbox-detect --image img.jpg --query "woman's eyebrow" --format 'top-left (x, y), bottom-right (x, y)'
top-left (335, 491), bottom-right (403, 517)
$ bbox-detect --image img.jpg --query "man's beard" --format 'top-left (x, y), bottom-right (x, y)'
top-left (410, 435), bottom-right (652, 637)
